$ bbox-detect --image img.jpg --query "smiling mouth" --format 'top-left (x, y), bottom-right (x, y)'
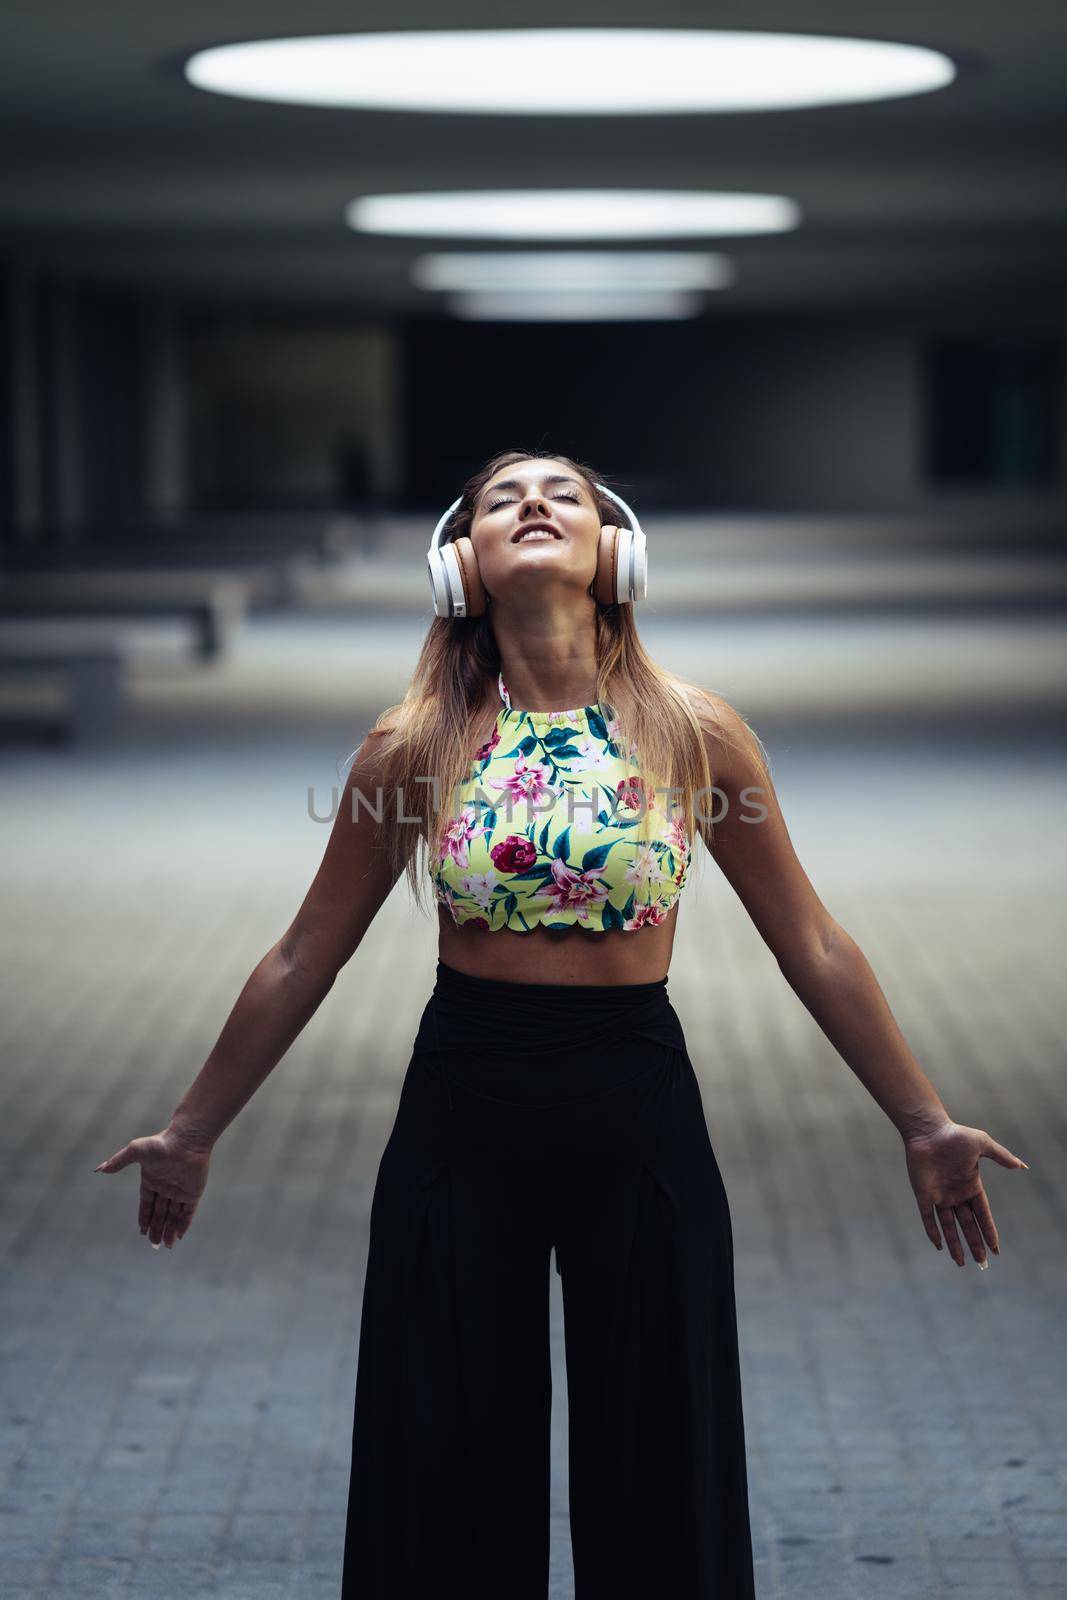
top-left (512, 525), bottom-right (563, 544)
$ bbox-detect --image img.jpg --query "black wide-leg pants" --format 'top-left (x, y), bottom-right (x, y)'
top-left (341, 960), bottom-right (756, 1600)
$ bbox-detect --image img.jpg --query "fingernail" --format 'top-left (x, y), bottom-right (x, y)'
top-left (1019, 1162), bottom-right (1029, 1170)
top-left (150, 1240), bottom-right (161, 1251)
top-left (991, 1243), bottom-right (1000, 1254)
top-left (977, 1259), bottom-right (989, 1270)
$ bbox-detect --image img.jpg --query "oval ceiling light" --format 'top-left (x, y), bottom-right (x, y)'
top-left (348, 191), bottom-right (799, 240)
top-left (184, 29), bottom-right (956, 114)
top-left (411, 251), bottom-right (736, 292)
top-left (447, 291), bottom-right (705, 321)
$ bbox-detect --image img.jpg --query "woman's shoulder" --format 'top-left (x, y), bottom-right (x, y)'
top-left (673, 678), bottom-right (744, 737)
top-left (674, 680), bottom-right (771, 780)
top-left (345, 704), bottom-right (406, 782)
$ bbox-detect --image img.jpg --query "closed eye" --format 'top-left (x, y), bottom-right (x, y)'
top-left (486, 491), bottom-right (581, 512)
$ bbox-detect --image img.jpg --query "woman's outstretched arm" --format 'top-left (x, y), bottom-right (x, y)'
top-left (94, 723), bottom-right (404, 1248)
top-left (698, 692), bottom-right (1028, 1270)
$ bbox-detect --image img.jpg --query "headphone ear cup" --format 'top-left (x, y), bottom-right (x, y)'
top-left (593, 524), bottom-right (648, 605)
top-left (427, 544), bottom-right (452, 617)
top-left (448, 535), bottom-right (487, 618)
top-left (594, 525), bottom-right (621, 605)
top-left (626, 525), bottom-right (647, 601)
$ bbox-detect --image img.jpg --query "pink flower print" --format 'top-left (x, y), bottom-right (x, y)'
top-left (624, 902), bottom-right (669, 930)
top-left (435, 882), bottom-right (460, 924)
top-left (666, 813), bottom-right (688, 851)
top-left (455, 870), bottom-right (498, 911)
top-left (543, 857), bottom-right (611, 922)
top-left (574, 733), bottom-right (614, 769)
top-left (666, 814), bottom-right (690, 876)
top-left (605, 714), bottom-right (622, 741)
top-left (438, 804), bottom-right (483, 870)
top-left (474, 724), bottom-right (501, 763)
top-left (624, 844), bottom-right (666, 889)
top-left (616, 775), bottom-right (652, 814)
top-left (491, 834), bottom-right (538, 873)
top-left (490, 756), bottom-right (560, 807)
top-left (665, 810), bottom-right (690, 882)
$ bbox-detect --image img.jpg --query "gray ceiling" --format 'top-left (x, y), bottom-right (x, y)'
top-left (1, 1), bottom-right (1064, 314)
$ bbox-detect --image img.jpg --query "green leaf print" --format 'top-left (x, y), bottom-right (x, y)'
top-left (580, 841), bottom-right (614, 872)
top-left (552, 825), bottom-right (572, 861)
top-left (504, 864), bottom-right (557, 883)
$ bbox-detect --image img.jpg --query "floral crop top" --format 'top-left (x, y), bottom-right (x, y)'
top-left (430, 672), bottom-right (691, 933)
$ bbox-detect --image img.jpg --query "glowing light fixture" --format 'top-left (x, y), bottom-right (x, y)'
top-left (184, 29), bottom-right (956, 114)
top-left (411, 251), bottom-right (736, 292)
top-left (349, 191), bottom-right (799, 240)
top-left (446, 291), bottom-right (704, 321)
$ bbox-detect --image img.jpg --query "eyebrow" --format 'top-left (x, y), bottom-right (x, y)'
top-left (479, 474), bottom-right (586, 504)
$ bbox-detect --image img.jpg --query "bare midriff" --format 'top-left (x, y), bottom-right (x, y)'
top-left (436, 898), bottom-right (680, 985)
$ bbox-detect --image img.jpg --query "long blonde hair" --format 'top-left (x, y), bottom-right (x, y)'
top-left (357, 448), bottom-right (768, 916)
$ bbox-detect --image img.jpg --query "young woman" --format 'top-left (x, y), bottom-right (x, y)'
top-left (95, 448), bottom-right (1027, 1600)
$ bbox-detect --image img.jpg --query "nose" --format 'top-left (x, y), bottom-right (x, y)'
top-left (518, 492), bottom-right (550, 519)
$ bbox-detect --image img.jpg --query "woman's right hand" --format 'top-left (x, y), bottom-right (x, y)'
top-left (94, 1124), bottom-right (213, 1249)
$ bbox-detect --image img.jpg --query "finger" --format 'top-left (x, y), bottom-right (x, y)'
top-left (148, 1197), bottom-right (172, 1248)
top-left (980, 1132), bottom-right (1028, 1170)
top-left (936, 1203), bottom-right (965, 1266)
top-left (161, 1202), bottom-right (184, 1249)
top-left (139, 1185), bottom-right (158, 1236)
top-left (953, 1202), bottom-right (989, 1269)
top-left (969, 1188), bottom-right (1000, 1255)
top-left (918, 1202), bottom-right (943, 1251)
top-left (95, 1143), bottom-right (136, 1175)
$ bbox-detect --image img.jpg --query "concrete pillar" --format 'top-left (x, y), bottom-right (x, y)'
top-left (7, 262), bottom-right (44, 549)
top-left (142, 292), bottom-right (189, 526)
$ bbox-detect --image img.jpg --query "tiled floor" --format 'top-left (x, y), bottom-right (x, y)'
top-left (1, 616), bottom-right (1065, 1599)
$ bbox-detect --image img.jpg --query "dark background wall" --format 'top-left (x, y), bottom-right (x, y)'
top-left (3, 280), bottom-right (1063, 547)
top-left (400, 306), bottom-right (1065, 512)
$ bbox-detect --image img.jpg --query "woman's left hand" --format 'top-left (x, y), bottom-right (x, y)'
top-left (904, 1121), bottom-right (1028, 1268)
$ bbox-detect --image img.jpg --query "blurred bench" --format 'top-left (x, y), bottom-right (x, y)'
top-left (0, 617), bottom-right (194, 744)
top-left (0, 511), bottom-right (375, 579)
top-left (0, 571), bottom-right (252, 658)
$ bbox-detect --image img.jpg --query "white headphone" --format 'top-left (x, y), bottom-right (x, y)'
top-left (426, 480), bottom-right (648, 620)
